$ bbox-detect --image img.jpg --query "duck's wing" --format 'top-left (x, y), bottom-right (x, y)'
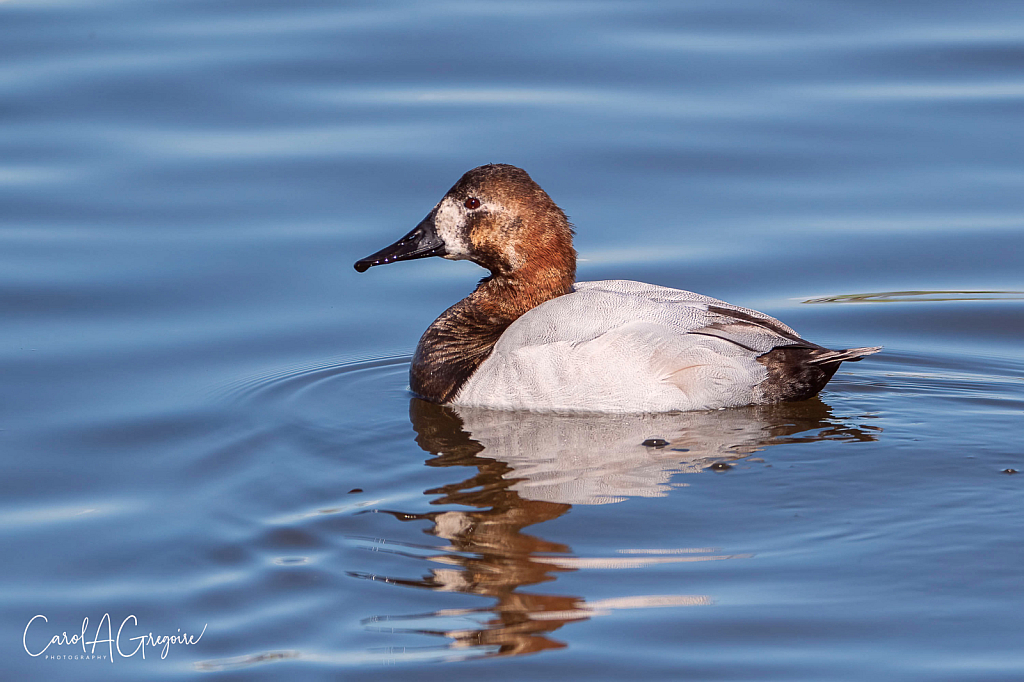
top-left (688, 304), bottom-right (818, 353)
top-left (571, 280), bottom-right (812, 353)
top-left (572, 281), bottom-right (881, 400)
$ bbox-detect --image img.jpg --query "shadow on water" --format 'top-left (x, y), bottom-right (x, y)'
top-left (350, 397), bottom-right (881, 661)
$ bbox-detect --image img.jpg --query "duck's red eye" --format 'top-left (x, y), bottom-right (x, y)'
top-left (464, 197), bottom-right (481, 210)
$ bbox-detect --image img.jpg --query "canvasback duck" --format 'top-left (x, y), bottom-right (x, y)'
top-left (354, 164), bottom-right (880, 413)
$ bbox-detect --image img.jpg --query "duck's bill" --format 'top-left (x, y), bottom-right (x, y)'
top-left (353, 215), bottom-right (447, 272)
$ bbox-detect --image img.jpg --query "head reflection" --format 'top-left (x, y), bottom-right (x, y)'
top-left (354, 398), bottom-right (879, 660)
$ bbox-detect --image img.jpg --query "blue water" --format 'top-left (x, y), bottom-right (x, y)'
top-left (2, 1), bottom-right (1023, 680)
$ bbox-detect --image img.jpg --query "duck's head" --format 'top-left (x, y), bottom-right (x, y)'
top-left (354, 164), bottom-right (575, 280)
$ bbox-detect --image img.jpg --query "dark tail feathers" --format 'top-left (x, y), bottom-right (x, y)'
top-left (806, 346), bottom-right (883, 366)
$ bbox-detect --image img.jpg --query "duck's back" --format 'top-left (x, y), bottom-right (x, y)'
top-left (453, 280), bottom-right (816, 412)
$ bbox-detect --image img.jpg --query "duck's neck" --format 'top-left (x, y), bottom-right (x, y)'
top-left (411, 263), bottom-right (575, 403)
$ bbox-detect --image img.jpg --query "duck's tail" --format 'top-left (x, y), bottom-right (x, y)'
top-left (756, 345), bottom-right (881, 402)
top-left (807, 346), bottom-right (882, 366)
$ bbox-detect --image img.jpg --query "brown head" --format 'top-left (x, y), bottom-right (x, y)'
top-left (354, 164), bottom-right (576, 286)
top-left (356, 165), bottom-right (577, 403)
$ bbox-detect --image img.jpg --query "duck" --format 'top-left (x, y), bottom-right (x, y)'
top-left (354, 164), bottom-right (879, 413)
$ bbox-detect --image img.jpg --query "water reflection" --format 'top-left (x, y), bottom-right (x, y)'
top-left (354, 398), bottom-right (879, 660)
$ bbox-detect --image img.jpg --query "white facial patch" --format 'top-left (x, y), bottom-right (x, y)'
top-left (433, 197), bottom-right (472, 259)
top-left (433, 196), bottom-right (506, 262)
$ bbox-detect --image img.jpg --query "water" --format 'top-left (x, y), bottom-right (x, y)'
top-left (2, 1), bottom-right (1023, 679)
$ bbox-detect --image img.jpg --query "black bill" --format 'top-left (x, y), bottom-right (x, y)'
top-left (354, 214), bottom-right (447, 272)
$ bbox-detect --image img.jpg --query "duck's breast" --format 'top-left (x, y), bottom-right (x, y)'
top-left (452, 280), bottom-right (798, 412)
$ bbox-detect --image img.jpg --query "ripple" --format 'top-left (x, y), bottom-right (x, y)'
top-left (801, 81), bottom-right (1024, 101)
top-left (0, 501), bottom-right (127, 529)
top-left (213, 351), bottom-right (412, 405)
top-left (616, 23), bottom-right (1024, 55)
top-left (194, 649), bottom-right (300, 672)
top-left (804, 290), bottom-right (1024, 304)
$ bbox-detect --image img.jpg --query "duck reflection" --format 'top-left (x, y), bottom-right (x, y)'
top-left (353, 398), bottom-right (879, 660)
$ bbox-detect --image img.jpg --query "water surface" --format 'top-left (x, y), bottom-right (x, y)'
top-left (2, 1), bottom-right (1023, 680)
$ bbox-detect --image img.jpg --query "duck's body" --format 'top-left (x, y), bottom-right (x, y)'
top-left (455, 280), bottom-right (877, 412)
top-left (355, 164), bottom-right (879, 413)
